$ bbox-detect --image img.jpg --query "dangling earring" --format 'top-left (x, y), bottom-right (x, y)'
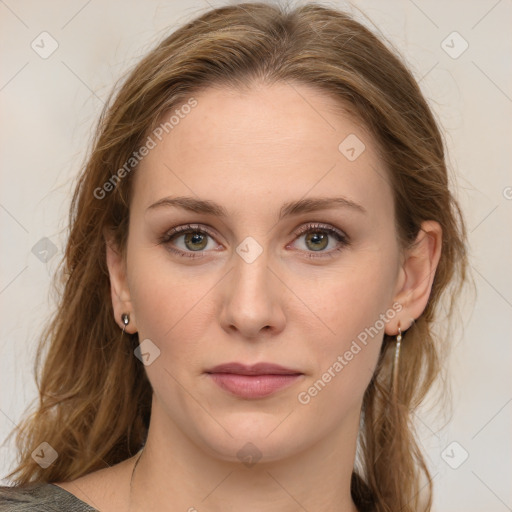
top-left (391, 323), bottom-right (402, 399)
top-left (121, 313), bottom-right (130, 334)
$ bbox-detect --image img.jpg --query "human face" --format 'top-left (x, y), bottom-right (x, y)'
top-left (120, 82), bottom-right (402, 462)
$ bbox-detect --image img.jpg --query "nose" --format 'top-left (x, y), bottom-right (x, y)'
top-left (218, 248), bottom-right (286, 339)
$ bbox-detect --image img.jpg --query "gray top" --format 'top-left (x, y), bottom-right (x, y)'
top-left (0, 481), bottom-right (375, 511)
top-left (0, 483), bottom-right (97, 511)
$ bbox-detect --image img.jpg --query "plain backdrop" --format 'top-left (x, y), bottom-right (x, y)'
top-left (1, 1), bottom-right (511, 510)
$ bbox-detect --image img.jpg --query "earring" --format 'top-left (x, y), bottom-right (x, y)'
top-left (121, 313), bottom-right (130, 334)
top-left (391, 323), bottom-right (402, 398)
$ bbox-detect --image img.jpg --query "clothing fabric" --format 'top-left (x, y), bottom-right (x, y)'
top-left (0, 483), bottom-right (97, 511)
top-left (0, 481), bottom-right (375, 511)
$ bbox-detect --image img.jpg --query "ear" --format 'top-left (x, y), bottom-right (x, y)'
top-left (385, 220), bottom-right (442, 336)
top-left (104, 227), bottom-right (138, 334)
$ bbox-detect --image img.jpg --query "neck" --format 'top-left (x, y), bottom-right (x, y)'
top-left (128, 402), bottom-right (361, 512)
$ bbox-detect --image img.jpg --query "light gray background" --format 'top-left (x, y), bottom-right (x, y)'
top-left (1, 1), bottom-right (511, 510)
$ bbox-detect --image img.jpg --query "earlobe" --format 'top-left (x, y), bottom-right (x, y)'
top-left (386, 220), bottom-right (442, 335)
top-left (104, 229), bottom-right (138, 334)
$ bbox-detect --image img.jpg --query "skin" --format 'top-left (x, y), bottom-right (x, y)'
top-left (54, 82), bottom-right (442, 512)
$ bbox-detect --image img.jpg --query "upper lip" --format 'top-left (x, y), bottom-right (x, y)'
top-left (206, 362), bottom-right (302, 375)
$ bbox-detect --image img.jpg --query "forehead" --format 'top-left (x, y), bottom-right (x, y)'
top-left (132, 82), bottom-right (394, 224)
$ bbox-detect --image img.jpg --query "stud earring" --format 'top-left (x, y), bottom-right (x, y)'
top-left (121, 313), bottom-right (130, 334)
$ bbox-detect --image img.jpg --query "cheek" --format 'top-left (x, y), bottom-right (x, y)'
top-left (296, 251), bottom-right (396, 342)
top-left (293, 253), bottom-right (396, 404)
top-left (127, 251), bottom-right (218, 358)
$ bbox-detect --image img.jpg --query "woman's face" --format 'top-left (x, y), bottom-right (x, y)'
top-left (111, 82), bottom-right (406, 463)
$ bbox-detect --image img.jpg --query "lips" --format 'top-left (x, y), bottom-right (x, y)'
top-left (205, 362), bottom-right (302, 376)
top-left (205, 362), bottom-right (304, 399)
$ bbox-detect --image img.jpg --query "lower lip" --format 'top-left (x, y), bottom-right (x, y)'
top-left (207, 373), bottom-right (303, 399)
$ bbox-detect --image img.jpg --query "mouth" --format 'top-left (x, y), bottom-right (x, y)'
top-left (205, 362), bottom-right (304, 399)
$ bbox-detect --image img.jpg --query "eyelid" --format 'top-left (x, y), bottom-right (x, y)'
top-left (164, 223), bottom-right (216, 237)
top-left (291, 222), bottom-right (348, 241)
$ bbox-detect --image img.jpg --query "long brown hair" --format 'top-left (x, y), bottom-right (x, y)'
top-left (3, 3), bottom-right (470, 511)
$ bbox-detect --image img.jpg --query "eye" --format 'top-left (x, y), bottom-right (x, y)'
top-left (288, 223), bottom-right (350, 258)
top-left (158, 222), bottom-right (350, 260)
top-left (157, 224), bottom-right (220, 259)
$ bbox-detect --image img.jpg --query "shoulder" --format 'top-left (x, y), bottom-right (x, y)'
top-left (0, 483), bottom-right (98, 511)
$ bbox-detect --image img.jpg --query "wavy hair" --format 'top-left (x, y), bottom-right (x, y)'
top-left (3, 3), bottom-right (470, 511)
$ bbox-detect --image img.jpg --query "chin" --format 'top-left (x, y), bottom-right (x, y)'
top-left (194, 417), bottom-right (305, 466)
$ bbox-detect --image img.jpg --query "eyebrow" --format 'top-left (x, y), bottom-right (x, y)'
top-left (146, 195), bottom-right (367, 219)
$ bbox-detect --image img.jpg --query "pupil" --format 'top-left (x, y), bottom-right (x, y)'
top-left (185, 232), bottom-right (207, 251)
top-left (307, 232), bottom-right (327, 251)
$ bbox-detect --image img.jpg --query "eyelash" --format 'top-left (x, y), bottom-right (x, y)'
top-left (157, 223), bottom-right (350, 260)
